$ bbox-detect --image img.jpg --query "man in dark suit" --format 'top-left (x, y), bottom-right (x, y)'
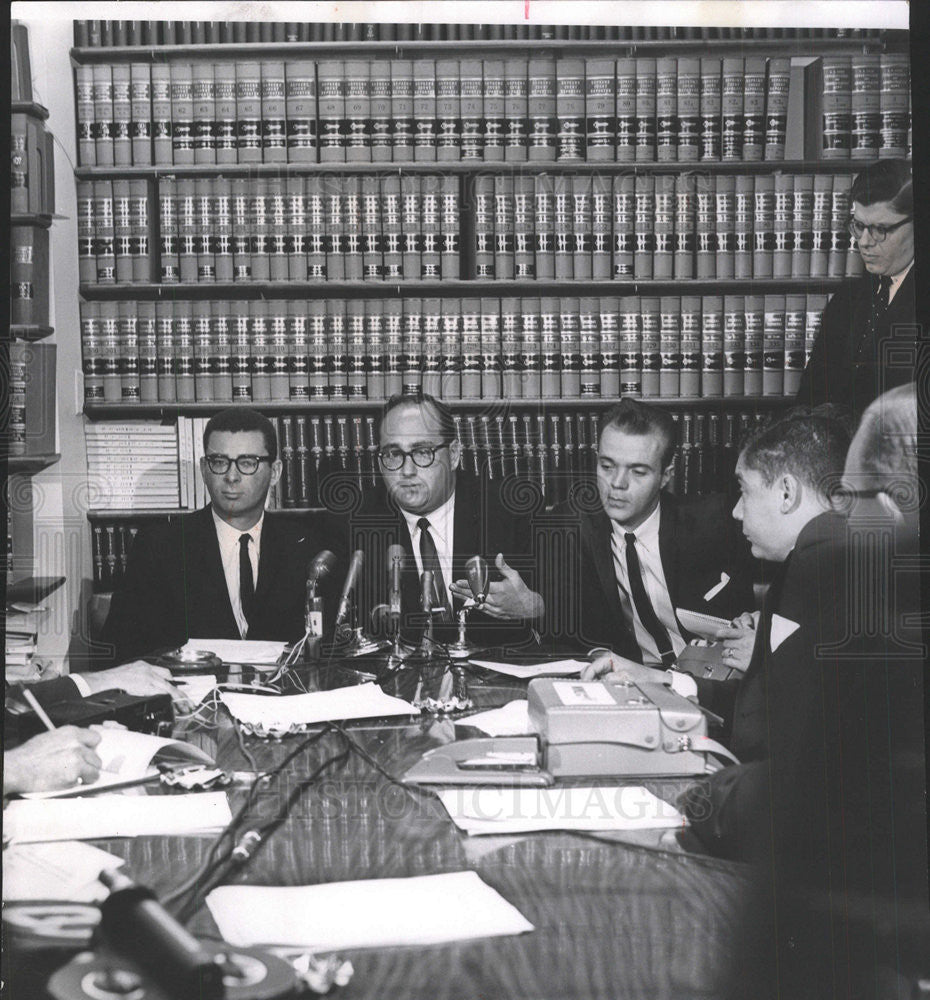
top-left (797, 159), bottom-right (915, 416)
top-left (351, 393), bottom-right (543, 649)
top-left (583, 408), bottom-right (852, 845)
top-left (548, 399), bottom-right (755, 664)
top-left (101, 408), bottom-right (340, 664)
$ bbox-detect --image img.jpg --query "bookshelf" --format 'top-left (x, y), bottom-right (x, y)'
top-left (8, 24), bottom-right (63, 646)
top-left (69, 22), bottom-right (911, 592)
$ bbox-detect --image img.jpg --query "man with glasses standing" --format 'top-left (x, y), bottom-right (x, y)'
top-left (797, 159), bottom-right (914, 415)
top-left (358, 392), bottom-right (543, 648)
top-left (101, 408), bottom-right (341, 663)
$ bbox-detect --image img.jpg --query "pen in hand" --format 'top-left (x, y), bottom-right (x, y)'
top-left (22, 688), bottom-right (57, 732)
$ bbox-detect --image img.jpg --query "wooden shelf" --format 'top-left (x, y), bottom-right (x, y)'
top-left (84, 396), bottom-right (792, 419)
top-left (11, 213), bottom-right (53, 229)
top-left (73, 159), bottom-right (870, 179)
top-left (86, 506), bottom-right (319, 519)
top-left (11, 100), bottom-right (49, 120)
top-left (10, 325), bottom-right (54, 341)
top-left (70, 36), bottom-right (894, 63)
top-left (8, 453), bottom-right (61, 474)
top-left (78, 277), bottom-right (846, 301)
top-left (6, 575), bottom-right (66, 604)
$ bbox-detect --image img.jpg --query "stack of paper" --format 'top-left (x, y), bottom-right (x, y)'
top-left (4, 606), bottom-right (45, 674)
top-left (468, 658), bottom-right (588, 680)
top-left (219, 684), bottom-right (415, 729)
top-left (2, 842), bottom-right (125, 902)
top-left (181, 638), bottom-right (287, 665)
top-left (206, 871), bottom-right (533, 950)
top-left (437, 785), bottom-right (684, 836)
top-left (4, 792), bottom-right (232, 844)
top-left (458, 699), bottom-right (533, 736)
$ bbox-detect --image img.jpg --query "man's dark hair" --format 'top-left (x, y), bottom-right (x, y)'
top-left (740, 408), bottom-right (851, 498)
top-left (850, 158), bottom-right (912, 217)
top-left (854, 383), bottom-right (918, 487)
top-left (598, 399), bottom-right (676, 469)
top-left (379, 391), bottom-right (457, 443)
top-left (203, 407), bottom-right (277, 462)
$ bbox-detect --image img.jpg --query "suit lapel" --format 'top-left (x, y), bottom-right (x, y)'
top-left (188, 506), bottom-right (238, 634)
top-left (586, 509), bottom-right (623, 620)
top-left (657, 494), bottom-right (680, 610)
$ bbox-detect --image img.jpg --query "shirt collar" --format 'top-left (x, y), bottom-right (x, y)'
top-left (401, 489), bottom-right (456, 540)
top-left (610, 498), bottom-right (662, 550)
top-left (889, 260), bottom-right (913, 291)
top-left (212, 507), bottom-right (265, 547)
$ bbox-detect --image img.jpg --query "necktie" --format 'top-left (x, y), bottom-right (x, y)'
top-left (624, 532), bottom-right (675, 668)
top-left (858, 274), bottom-right (892, 364)
top-left (417, 517), bottom-right (452, 621)
top-left (239, 533), bottom-right (255, 626)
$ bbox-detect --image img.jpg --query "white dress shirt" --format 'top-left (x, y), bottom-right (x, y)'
top-left (887, 260), bottom-right (913, 303)
top-left (213, 509), bottom-right (264, 638)
top-left (401, 491), bottom-right (456, 607)
top-left (609, 501), bottom-right (687, 667)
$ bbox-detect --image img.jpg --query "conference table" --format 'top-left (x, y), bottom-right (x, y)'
top-left (14, 658), bottom-right (756, 1000)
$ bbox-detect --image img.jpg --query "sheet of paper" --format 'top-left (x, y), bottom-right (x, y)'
top-left (676, 608), bottom-right (731, 640)
top-left (182, 638), bottom-right (287, 665)
top-left (4, 792), bottom-right (232, 844)
top-left (469, 658), bottom-right (587, 679)
top-left (23, 726), bottom-right (213, 799)
top-left (437, 785), bottom-right (684, 836)
top-left (206, 871), bottom-right (533, 950)
top-left (458, 699), bottom-right (533, 736)
top-left (175, 674), bottom-right (218, 704)
top-left (220, 683), bottom-right (415, 728)
top-left (2, 842), bottom-right (125, 902)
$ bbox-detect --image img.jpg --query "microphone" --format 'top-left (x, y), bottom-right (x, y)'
top-left (387, 544), bottom-right (404, 625)
top-left (333, 549), bottom-right (364, 629)
top-left (420, 569), bottom-right (434, 613)
top-left (306, 549), bottom-right (336, 597)
top-left (465, 555), bottom-right (490, 605)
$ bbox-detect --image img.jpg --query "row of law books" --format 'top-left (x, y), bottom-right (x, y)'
top-left (73, 20), bottom-right (889, 47)
top-left (79, 293), bottom-right (828, 406)
top-left (85, 406), bottom-right (763, 532)
top-left (85, 422), bottom-right (181, 510)
top-left (77, 170), bottom-right (867, 287)
top-left (74, 52), bottom-right (909, 167)
top-left (76, 174), bottom-right (459, 285)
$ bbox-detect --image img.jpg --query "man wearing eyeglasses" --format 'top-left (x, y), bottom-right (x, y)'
top-left (358, 392), bottom-right (543, 647)
top-left (101, 408), bottom-right (339, 663)
top-left (797, 158), bottom-right (914, 415)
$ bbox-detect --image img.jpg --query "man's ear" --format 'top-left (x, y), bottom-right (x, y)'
top-left (781, 473), bottom-right (801, 512)
top-left (660, 460), bottom-right (674, 490)
top-left (449, 439), bottom-right (462, 470)
top-left (269, 458), bottom-right (283, 486)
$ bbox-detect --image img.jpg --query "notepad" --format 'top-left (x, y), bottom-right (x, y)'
top-left (4, 792), bottom-right (232, 844)
top-left (182, 639), bottom-right (287, 666)
top-left (23, 726), bottom-right (214, 799)
top-left (437, 785), bottom-right (684, 836)
top-left (2, 841), bottom-right (125, 902)
top-left (469, 658), bottom-right (587, 679)
top-left (206, 871), bottom-right (534, 950)
top-left (219, 683), bottom-right (415, 729)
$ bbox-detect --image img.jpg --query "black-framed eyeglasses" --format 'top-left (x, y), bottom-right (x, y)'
top-left (204, 454), bottom-right (272, 475)
top-left (378, 443), bottom-right (450, 470)
top-left (847, 216), bottom-right (912, 244)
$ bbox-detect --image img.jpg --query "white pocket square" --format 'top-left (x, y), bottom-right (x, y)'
top-left (770, 614), bottom-right (801, 652)
top-left (703, 573), bottom-right (730, 602)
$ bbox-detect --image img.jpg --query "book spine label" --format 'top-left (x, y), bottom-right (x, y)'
top-left (317, 61), bottom-right (345, 162)
top-left (76, 65), bottom-right (97, 166)
top-left (721, 57), bottom-right (743, 161)
top-left (460, 299), bottom-right (481, 398)
top-left (533, 175), bottom-right (554, 280)
top-left (370, 61), bottom-right (392, 161)
top-left (723, 295), bottom-right (745, 397)
top-left (586, 58), bottom-right (616, 161)
top-left (169, 63), bottom-right (193, 164)
top-left (81, 301), bottom-right (104, 401)
top-left (307, 302), bottom-right (328, 398)
top-left (743, 296), bottom-right (763, 396)
top-left (93, 63), bottom-right (115, 166)
top-left (345, 61), bottom-right (371, 161)
top-left (635, 58), bottom-right (657, 161)
top-left (483, 59), bottom-right (505, 161)
top-left (494, 175), bottom-right (515, 280)
top-left (460, 60), bottom-right (484, 160)
top-left (612, 175), bottom-right (634, 277)
top-left (634, 175), bottom-right (655, 280)
top-left (138, 303), bottom-right (158, 402)
top-left (701, 296), bottom-right (723, 397)
top-left (699, 58), bottom-right (721, 160)
top-left (112, 64), bottom-right (132, 165)
top-left (440, 175), bottom-right (459, 280)
top-left (328, 302), bottom-right (347, 398)
top-left (879, 54), bottom-right (909, 158)
top-left (236, 62), bottom-right (262, 162)
top-left (421, 175), bottom-right (441, 279)
top-left (130, 63), bottom-right (153, 166)
top-left (323, 175), bottom-right (343, 279)
top-left (559, 298), bottom-right (580, 398)
top-left (440, 300), bottom-right (461, 399)
top-left (572, 175), bottom-right (592, 280)
top-left (151, 64), bottom-right (172, 163)
top-left (539, 299), bottom-right (560, 399)
top-left (677, 57), bottom-right (700, 162)
top-left (113, 179), bottom-right (133, 283)
top-left (556, 58), bottom-right (585, 161)
top-left (402, 298), bottom-right (422, 395)
top-left (577, 299), bottom-right (600, 397)
top-left (599, 297), bottom-right (620, 396)
top-left (261, 61), bottom-right (287, 162)
top-left (742, 56), bottom-right (766, 160)
top-left (521, 299), bottom-right (541, 397)
top-left (366, 301), bottom-right (386, 400)
top-left (504, 59), bottom-right (528, 161)
top-left (640, 296), bottom-right (661, 397)
top-left (656, 57), bottom-right (677, 162)
top-left (822, 57), bottom-right (852, 159)
top-left (391, 59), bottom-right (414, 162)
top-left (733, 175), bottom-right (753, 279)
top-left (763, 295), bottom-right (786, 396)
top-left (413, 60), bottom-right (437, 161)
top-left (528, 59), bottom-right (556, 161)
top-left (673, 173), bottom-right (695, 279)
top-left (616, 58), bottom-right (636, 162)
top-left (384, 301), bottom-right (404, 398)
top-left (678, 297), bottom-right (701, 398)
top-left (500, 297), bottom-right (522, 398)
top-left (764, 57), bottom-right (790, 160)
top-left (436, 59), bottom-right (461, 161)
top-left (658, 296), bottom-right (679, 397)
top-left (93, 180), bottom-right (116, 284)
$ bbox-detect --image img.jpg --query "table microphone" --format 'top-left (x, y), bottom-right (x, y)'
top-left (334, 549), bottom-right (364, 629)
top-left (387, 543), bottom-right (404, 631)
top-left (305, 549), bottom-right (337, 637)
top-left (98, 869), bottom-right (224, 1000)
top-left (465, 555), bottom-right (490, 605)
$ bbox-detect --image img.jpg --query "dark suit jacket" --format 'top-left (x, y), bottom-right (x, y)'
top-left (542, 491), bottom-right (756, 659)
top-left (796, 268), bottom-right (916, 416)
top-left (100, 506), bottom-right (342, 664)
top-left (348, 474), bottom-right (539, 648)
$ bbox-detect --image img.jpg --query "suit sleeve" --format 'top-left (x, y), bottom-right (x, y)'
top-left (795, 285), bottom-right (848, 408)
top-left (99, 524), bottom-right (177, 664)
top-left (6, 676), bottom-right (84, 710)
